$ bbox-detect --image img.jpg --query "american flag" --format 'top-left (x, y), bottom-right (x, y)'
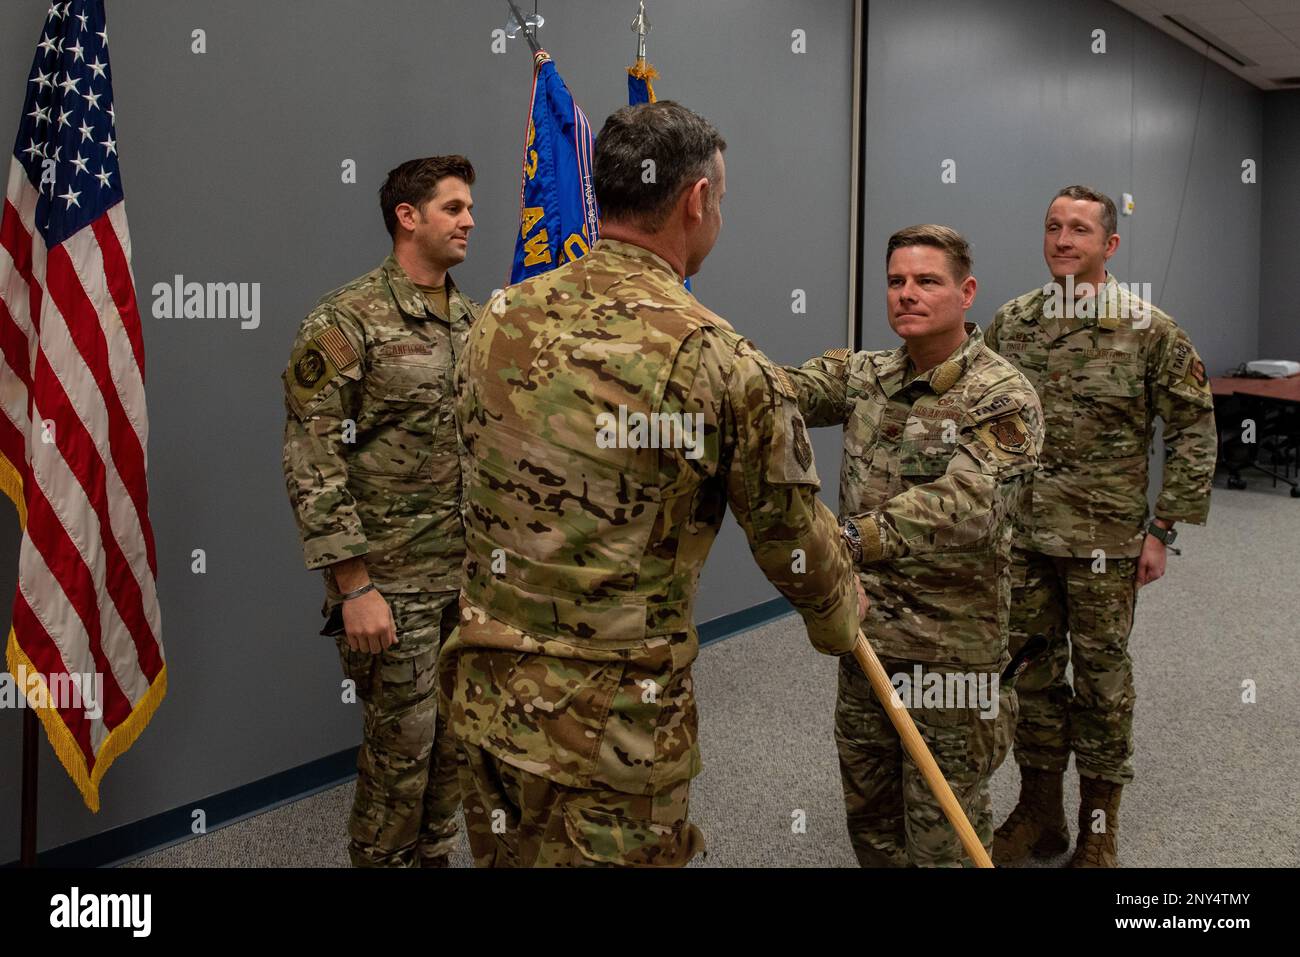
top-left (0, 0), bottom-right (164, 812)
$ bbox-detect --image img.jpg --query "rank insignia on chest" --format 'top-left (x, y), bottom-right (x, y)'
top-left (294, 348), bottom-right (326, 387)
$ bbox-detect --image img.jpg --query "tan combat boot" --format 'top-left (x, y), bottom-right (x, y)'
top-left (1067, 776), bottom-right (1122, 868)
top-left (992, 767), bottom-right (1070, 866)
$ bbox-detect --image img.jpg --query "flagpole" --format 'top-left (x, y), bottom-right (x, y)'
top-left (21, 708), bottom-right (37, 866)
top-left (633, 1), bottom-right (648, 67)
top-left (505, 0), bottom-right (541, 56)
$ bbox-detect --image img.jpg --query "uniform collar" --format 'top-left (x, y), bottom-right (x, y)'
top-left (877, 322), bottom-right (982, 398)
top-left (381, 253), bottom-right (469, 323)
top-left (591, 238), bottom-right (683, 285)
top-left (1028, 270), bottom-right (1119, 331)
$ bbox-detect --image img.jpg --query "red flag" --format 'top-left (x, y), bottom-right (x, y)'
top-left (0, 0), bottom-right (165, 812)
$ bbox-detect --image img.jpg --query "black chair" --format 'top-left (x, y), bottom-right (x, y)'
top-left (1215, 393), bottom-right (1300, 497)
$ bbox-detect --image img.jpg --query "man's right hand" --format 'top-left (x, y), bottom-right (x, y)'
top-left (855, 578), bottom-right (869, 623)
top-left (342, 588), bottom-right (397, 654)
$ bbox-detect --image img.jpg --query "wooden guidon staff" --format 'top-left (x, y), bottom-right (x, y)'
top-left (851, 630), bottom-right (994, 868)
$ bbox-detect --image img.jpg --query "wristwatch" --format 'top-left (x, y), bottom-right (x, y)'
top-left (1146, 522), bottom-right (1179, 552)
top-left (841, 521), bottom-right (863, 563)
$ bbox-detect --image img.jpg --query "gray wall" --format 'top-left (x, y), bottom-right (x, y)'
top-left (861, 0), bottom-right (1263, 379)
top-left (0, 0), bottom-right (1280, 860)
top-left (0, 0), bottom-right (856, 857)
top-left (1261, 90), bottom-right (1300, 361)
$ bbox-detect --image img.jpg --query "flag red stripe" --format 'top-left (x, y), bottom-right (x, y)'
top-left (31, 342), bottom-right (162, 683)
top-left (91, 212), bottom-right (145, 382)
top-left (0, 293), bottom-right (33, 393)
top-left (1, 198), bottom-right (44, 339)
top-left (0, 207), bottom-right (33, 393)
top-left (11, 589), bottom-right (96, 766)
top-left (21, 479), bottom-right (132, 731)
top-left (45, 242), bottom-right (159, 578)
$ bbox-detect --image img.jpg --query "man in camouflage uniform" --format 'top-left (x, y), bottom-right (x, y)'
top-left (786, 225), bottom-right (1043, 867)
top-left (986, 186), bottom-right (1216, 867)
top-left (440, 101), bottom-right (866, 867)
top-left (282, 156), bottom-right (480, 867)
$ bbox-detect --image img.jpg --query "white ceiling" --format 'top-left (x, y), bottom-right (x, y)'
top-left (1108, 0), bottom-right (1300, 90)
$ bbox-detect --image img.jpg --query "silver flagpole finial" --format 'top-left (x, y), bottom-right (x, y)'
top-left (505, 0), bottom-right (544, 54)
top-left (630, 1), bottom-right (650, 61)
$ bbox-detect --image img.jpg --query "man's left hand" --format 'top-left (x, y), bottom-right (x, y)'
top-left (1136, 533), bottom-right (1167, 589)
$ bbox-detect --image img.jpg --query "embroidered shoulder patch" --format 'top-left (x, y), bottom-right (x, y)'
top-left (988, 414), bottom-right (1030, 453)
top-left (316, 326), bottom-right (360, 371)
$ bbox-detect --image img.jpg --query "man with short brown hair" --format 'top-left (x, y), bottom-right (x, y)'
top-left (985, 186), bottom-right (1216, 867)
top-left (786, 224), bottom-right (1042, 867)
top-left (443, 102), bottom-right (865, 868)
top-left (282, 155), bottom-right (479, 867)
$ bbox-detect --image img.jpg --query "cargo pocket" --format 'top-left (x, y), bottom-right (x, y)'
top-left (562, 803), bottom-right (702, 867)
top-left (913, 703), bottom-right (974, 780)
top-left (336, 637), bottom-right (378, 701)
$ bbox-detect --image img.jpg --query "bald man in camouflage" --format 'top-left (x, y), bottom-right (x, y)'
top-left (785, 225), bottom-right (1043, 866)
top-left (985, 186), bottom-right (1216, 867)
top-left (282, 156), bottom-right (479, 867)
top-left (441, 101), bottom-right (866, 867)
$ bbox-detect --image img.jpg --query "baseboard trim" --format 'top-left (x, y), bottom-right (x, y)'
top-left (2, 747), bottom-right (361, 869)
top-left (5, 595), bottom-right (796, 868)
top-left (699, 596), bottom-right (794, 646)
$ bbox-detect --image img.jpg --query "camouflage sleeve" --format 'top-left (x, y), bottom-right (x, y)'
top-left (847, 384), bottom-right (1043, 563)
top-left (983, 304), bottom-right (1006, 353)
top-left (782, 349), bottom-right (852, 428)
top-left (281, 306), bottom-right (369, 570)
top-left (706, 335), bottom-right (859, 656)
top-left (1149, 325), bottom-right (1216, 525)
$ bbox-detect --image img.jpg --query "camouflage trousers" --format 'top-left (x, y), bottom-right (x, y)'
top-left (335, 590), bottom-right (463, 867)
top-left (835, 655), bottom-right (1017, 867)
top-left (456, 743), bottom-right (706, 867)
top-left (1008, 547), bottom-right (1138, 785)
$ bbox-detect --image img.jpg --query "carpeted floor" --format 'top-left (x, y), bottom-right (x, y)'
top-left (129, 479), bottom-right (1300, 867)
